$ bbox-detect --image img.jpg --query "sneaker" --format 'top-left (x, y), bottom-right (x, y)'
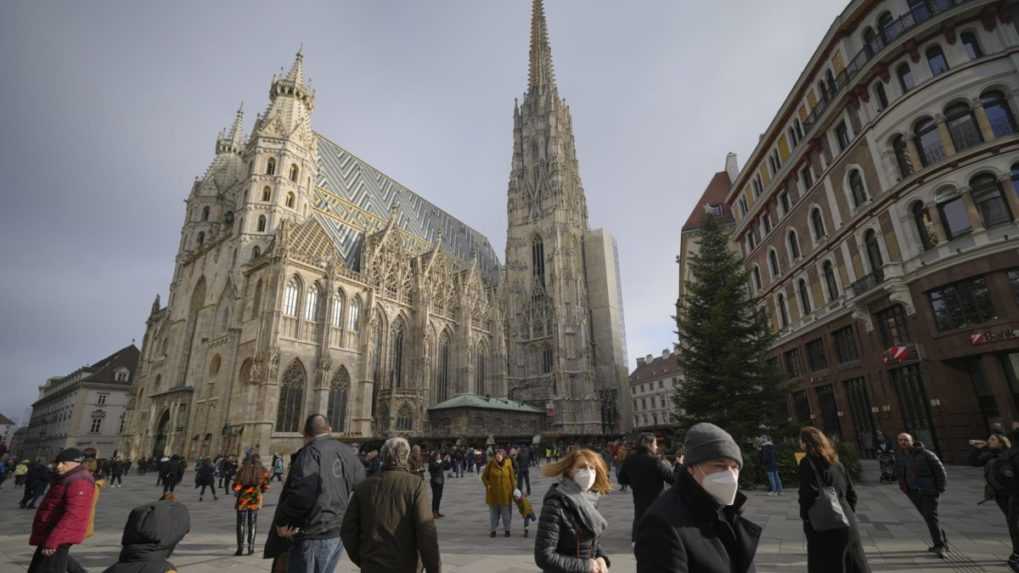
top-left (934, 545), bottom-right (947, 559)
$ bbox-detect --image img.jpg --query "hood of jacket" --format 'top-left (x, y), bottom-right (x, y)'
top-left (117, 501), bottom-right (190, 563)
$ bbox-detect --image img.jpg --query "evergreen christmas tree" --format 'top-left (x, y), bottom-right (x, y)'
top-left (673, 213), bottom-right (785, 444)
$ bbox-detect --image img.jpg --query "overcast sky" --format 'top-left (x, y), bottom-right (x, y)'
top-left (1, 0), bottom-right (848, 425)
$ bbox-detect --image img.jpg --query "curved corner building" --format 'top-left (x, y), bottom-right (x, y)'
top-left (726, 0), bottom-right (1019, 462)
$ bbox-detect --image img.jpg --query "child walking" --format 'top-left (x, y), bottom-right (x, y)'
top-left (512, 488), bottom-right (537, 538)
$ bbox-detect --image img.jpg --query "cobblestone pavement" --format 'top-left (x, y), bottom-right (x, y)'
top-left (0, 461), bottom-right (1014, 572)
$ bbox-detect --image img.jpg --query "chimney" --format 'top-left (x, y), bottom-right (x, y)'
top-left (636, 357), bottom-right (646, 367)
top-left (662, 348), bottom-right (669, 357)
top-left (725, 152), bottom-right (739, 182)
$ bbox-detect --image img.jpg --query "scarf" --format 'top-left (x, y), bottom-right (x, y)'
top-left (555, 478), bottom-right (607, 536)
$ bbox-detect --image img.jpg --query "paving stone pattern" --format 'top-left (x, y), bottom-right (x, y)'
top-left (0, 461), bottom-right (1014, 572)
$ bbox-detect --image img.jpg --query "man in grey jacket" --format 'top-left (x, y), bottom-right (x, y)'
top-left (895, 432), bottom-right (948, 558)
top-left (268, 414), bottom-right (366, 573)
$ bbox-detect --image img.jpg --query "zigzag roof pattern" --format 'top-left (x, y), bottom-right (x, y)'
top-left (313, 133), bottom-right (501, 282)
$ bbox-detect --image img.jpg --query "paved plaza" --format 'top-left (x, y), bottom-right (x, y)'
top-left (0, 461), bottom-right (1015, 572)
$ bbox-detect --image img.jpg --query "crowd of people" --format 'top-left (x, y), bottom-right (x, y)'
top-left (8, 417), bottom-right (1019, 573)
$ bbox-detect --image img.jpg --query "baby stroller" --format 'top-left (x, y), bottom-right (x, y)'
top-left (877, 449), bottom-right (896, 483)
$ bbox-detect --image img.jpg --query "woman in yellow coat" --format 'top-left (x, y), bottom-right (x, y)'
top-left (482, 448), bottom-right (516, 537)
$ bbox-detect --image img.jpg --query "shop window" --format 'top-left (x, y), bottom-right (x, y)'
top-left (832, 325), bottom-right (860, 363)
top-left (806, 338), bottom-right (828, 371)
top-left (784, 348), bottom-right (802, 378)
top-left (927, 276), bottom-right (995, 331)
top-left (875, 304), bottom-right (911, 347)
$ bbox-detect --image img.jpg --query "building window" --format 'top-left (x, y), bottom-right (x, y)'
top-left (823, 260), bottom-right (839, 301)
top-left (926, 45), bottom-right (949, 76)
top-left (257, 215), bottom-right (267, 233)
top-left (864, 229), bottom-right (884, 275)
top-left (115, 369), bottom-right (130, 382)
top-left (801, 166), bottom-right (814, 191)
top-left (283, 277), bottom-right (300, 316)
top-left (762, 210), bottom-right (772, 234)
top-left (1012, 163), bottom-right (1019, 200)
top-left (779, 191), bottom-right (791, 215)
top-left (276, 360), bottom-right (306, 432)
top-left (752, 266), bottom-right (762, 291)
top-left (971, 173), bottom-right (1013, 227)
top-left (876, 303), bottom-right (911, 347)
top-left (289, 164), bottom-right (299, 183)
top-left (768, 249), bottom-right (781, 278)
top-left (90, 418), bottom-right (102, 434)
top-left (752, 176), bottom-right (764, 198)
top-left (788, 126), bottom-right (799, 148)
top-left (266, 158), bottom-right (276, 176)
top-left (396, 405), bottom-right (413, 431)
top-left (348, 298), bottom-right (361, 333)
top-left (938, 195), bottom-right (971, 239)
top-left (811, 208), bottom-right (826, 241)
top-left (896, 63), bottom-right (914, 93)
top-left (784, 348), bottom-right (802, 377)
top-left (332, 290), bottom-right (345, 328)
top-left (777, 293), bottom-right (790, 329)
top-left (848, 169), bottom-right (868, 208)
top-left (1008, 269), bottom-right (1019, 304)
top-left (304, 285), bottom-right (320, 322)
top-left (928, 276), bottom-right (995, 331)
top-left (787, 230), bottom-right (801, 261)
top-left (961, 31), bottom-right (983, 60)
top-left (97, 393), bottom-right (108, 406)
top-left (391, 322), bottom-right (405, 387)
top-left (436, 334), bottom-right (450, 402)
top-left (806, 338), bottom-right (828, 371)
top-left (913, 117), bottom-right (943, 167)
top-left (798, 278), bottom-right (812, 315)
top-left (532, 235), bottom-right (545, 286)
top-left (832, 325), bottom-right (860, 363)
top-left (793, 390), bottom-right (811, 422)
top-left (945, 102), bottom-right (983, 151)
top-left (878, 11), bottom-right (895, 43)
top-left (262, 186), bottom-right (272, 201)
top-left (873, 81), bottom-right (889, 112)
top-left (252, 246), bottom-right (261, 260)
top-left (201, 206), bottom-right (210, 221)
top-left (982, 90), bottom-right (1018, 138)
top-left (911, 201), bottom-right (934, 250)
top-left (835, 121), bottom-right (851, 153)
top-left (327, 367), bottom-right (349, 432)
top-left (286, 192), bottom-right (296, 209)
top-left (892, 135), bottom-right (913, 179)
top-left (738, 196), bottom-right (749, 218)
top-left (196, 232), bottom-right (205, 247)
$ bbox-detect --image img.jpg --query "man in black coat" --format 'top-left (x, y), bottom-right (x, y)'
top-left (894, 432), bottom-right (948, 557)
top-left (618, 433), bottom-right (674, 542)
top-left (265, 414), bottom-right (366, 573)
top-left (515, 444), bottom-right (532, 496)
top-left (635, 423), bottom-right (761, 573)
top-left (101, 499), bottom-right (190, 573)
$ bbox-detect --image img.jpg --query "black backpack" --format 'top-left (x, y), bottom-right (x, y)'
top-left (986, 449), bottom-right (1019, 494)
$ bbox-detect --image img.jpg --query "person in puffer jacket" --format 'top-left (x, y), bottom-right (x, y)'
top-left (101, 499), bottom-right (191, 573)
top-left (534, 448), bottom-right (612, 573)
top-left (28, 448), bottom-right (96, 573)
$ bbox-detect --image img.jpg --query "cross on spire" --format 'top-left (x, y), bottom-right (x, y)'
top-left (527, 0), bottom-right (557, 95)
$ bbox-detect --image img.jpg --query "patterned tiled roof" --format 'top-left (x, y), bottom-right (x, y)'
top-left (314, 134), bottom-right (501, 280)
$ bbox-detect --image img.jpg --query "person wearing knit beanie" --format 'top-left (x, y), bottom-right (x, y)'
top-left (683, 422), bottom-right (743, 469)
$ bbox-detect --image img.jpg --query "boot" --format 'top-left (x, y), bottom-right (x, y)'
top-left (235, 511), bottom-right (246, 556)
top-left (247, 511), bottom-right (258, 555)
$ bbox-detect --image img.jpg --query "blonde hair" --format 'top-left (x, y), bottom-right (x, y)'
top-left (542, 448), bottom-right (611, 494)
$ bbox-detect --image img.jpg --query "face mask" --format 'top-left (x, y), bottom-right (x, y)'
top-left (572, 469), bottom-right (596, 492)
top-left (698, 467), bottom-right (739, 506)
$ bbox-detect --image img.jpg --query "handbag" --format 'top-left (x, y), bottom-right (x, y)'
top-left (806, 459), bottom-right (850, 531)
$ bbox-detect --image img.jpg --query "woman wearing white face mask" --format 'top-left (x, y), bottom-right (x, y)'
top-left (635, 422), bottom-right (762, 573)
top-left (534, 449), bottom-right (612, 573)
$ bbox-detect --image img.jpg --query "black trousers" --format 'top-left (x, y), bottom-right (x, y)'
top-left (163, 479), bottom-right (178, 494)
top-left (199, 483), bottom-right (217, 497)
top-left (28, 545), bottom-right (81, 573)
top-left (236, 510), bottom-right (259, 552)
top-left (431, 482), bottom-right (443, 514)
top-left (517, 469), bottom-right (531, 496)
top-left (110, 474), bottom-right (122, 486)
top-left (993, 493), bottom-right (1019, 556)
top-left (907, 491), bottom-right (945, 547)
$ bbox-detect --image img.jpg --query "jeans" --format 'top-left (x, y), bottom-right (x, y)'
top-left (489, 504), bottom-right (512, 532)
top-left (766, 470), bottom-right (783, 493)
top-left (431, 482), bottom-right (443, 514)
top-left (517, 468), bottom-right (531, 496)
top-left (907, 490), bottom-right (945, 547)
top-left (288, 536), bottom-right (344, 573)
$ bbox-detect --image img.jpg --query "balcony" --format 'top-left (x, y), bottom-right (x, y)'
top-left (850, 268), bottom-right (886, 297)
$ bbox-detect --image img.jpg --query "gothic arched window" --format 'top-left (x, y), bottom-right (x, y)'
top-left (327, 367), bottom-right (349, 432)
top-left (275, 360), bottom-right (305, 433)
top-left (196, 232), bottom-right (205, 247)
top-left (251, 278), bottom-right (262, 319)
top-left (262, 186), bottom-right (272, 202)
top-left (390, 320), bottom-right (405, 387)
top-left (823, 260), bottom-right (839, 301)
top-left (283, 277), bottom-right (300, 316)
top-left (266, 158), bottom-right (276, 176)
top-left (252, 246), bottom-right (261, 260)
top-left (290, 164), bottom-right (299, 183)
top-left (349, 298), bottom-right (361, 333)
top-left (768, 248), bottom-right (781, 278)
top-left (257, 215), bottom-right (267, 233)
top-left (437, 333), bottom-right (451, 402)
top-left (476, 343), bottom-right (487, 396)
top-left (286, 192), bottom-right (296, 209)
top-left (542, 344), bottom-right (553, 374)
top-left (532, 235), bottom-right (545, 286)
top-left (304, 285), bottom-right (320, 322)
top-left (332, 290), bottom-right (345, 328)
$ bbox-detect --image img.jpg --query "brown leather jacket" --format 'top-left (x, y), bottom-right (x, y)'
top-left (340, 465), bottom-right (440, 573)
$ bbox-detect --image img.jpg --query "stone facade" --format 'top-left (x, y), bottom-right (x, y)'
top-left (121, 0), bottom-right (631, 461)
top-left (629, 350), bottom-right (683, 430)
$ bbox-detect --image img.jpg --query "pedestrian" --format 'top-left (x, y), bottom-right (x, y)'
top-left (513, 488), bottom-right (537, 538)
top-left (220, 456), bottom-right (237, 490)
top-left (232, 454), bottom-right (270, 556)
top-left (467, 448), bottom-right (476, 473)
top-left (409, 445), bottom-right (426, 480)
top-left (534, 448), bottom-right (611, 572)
top-left (968, 433), bottom-right (1019, 571)
top-left (340, 437), bottom-right (441, 573)
top-left (160, 456), bottom-right (183, 495)
top-left (21, 460), bottom-right (51, 509)
top-left (100, 499), bottom-right (191, 573)
top-left (894, 432), bottom-right (948, 558)
top-left (482, 448), bottom-right (516, 538)
top-left (427, 451), bottom-right (445, 519)
top-left (270, 454), bottom-right (285, 483)
top-left (635, 422), bottom-right (761, 573)
top-left (27, 448), bottom-right (96, 573)
top-left (759, 437), bottom-right (782, 496)
top-left (516, 444), bottom-right (533, 496)
top-left (110, 459), bottom-right (124, 488)
top-left (195, 458), bottom-right (218, 501)
top-left (798, 427), bottom-right (870, 573)
top-left (618, 432), bottom-right (674, 542)
top-left (16, 459), bottom-right (29, 486)
top-left (264, 414), bottom-right (365, 573)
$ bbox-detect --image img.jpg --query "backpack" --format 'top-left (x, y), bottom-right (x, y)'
top-left (986, 450), bottom-right (1019, 494)
top-left (806, 459), bottom-right (850, 532)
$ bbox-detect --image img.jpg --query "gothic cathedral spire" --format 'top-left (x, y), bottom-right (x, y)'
top-left (527, 0), bottom-right (556, 96)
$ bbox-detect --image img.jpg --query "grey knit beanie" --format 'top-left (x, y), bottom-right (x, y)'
top-left (683, 422), bottom-right (743, 468)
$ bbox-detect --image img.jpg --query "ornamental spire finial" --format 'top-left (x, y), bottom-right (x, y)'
top-left (527, 0), bottom-right (556, 95)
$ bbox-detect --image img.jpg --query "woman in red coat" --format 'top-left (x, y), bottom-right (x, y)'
top-left (29, 448), bottom-right (96, 573)
top-left (231, 454), bottom-right (271, 556)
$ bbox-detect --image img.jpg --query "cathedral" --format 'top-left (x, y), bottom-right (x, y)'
top-left (121, 0), bottom-right (631, 460)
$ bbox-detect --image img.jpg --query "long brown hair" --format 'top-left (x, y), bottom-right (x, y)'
top-left (800, 426), bottom-right (838, 464)
top-left (236, 455), bottom-right (265, 486)
top-left (542, 448), bottom-right (611, 495)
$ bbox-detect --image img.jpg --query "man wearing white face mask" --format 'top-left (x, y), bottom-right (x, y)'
top-left (635, 423), bottom-right (762, 573)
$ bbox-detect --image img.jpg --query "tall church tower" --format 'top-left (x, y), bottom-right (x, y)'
top-left (505, 0), bottom-right (630, 435)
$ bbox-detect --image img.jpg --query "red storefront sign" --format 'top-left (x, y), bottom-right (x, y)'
top-left (882, 345), bottom-right (912, 365)
top-left (969, 328), bottom-right (1019, 346)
